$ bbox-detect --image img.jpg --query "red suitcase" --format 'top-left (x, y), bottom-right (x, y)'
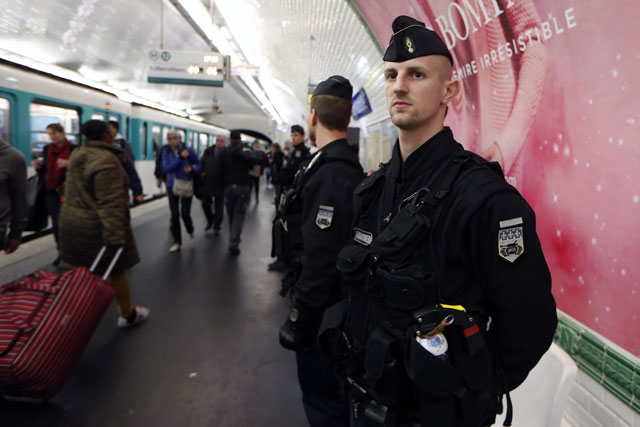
top-left (0, 247), bottom-right (121, 399)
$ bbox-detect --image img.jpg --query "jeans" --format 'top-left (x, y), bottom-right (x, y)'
top-left (224, 185), bottom-right (250, 248)
top-left (168, 191), bottom-right (194, 245)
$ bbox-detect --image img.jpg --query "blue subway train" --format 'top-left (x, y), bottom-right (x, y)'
top-left (0, 62), bottom-right (228, 192)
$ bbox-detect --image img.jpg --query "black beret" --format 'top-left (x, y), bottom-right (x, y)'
top-left (230, 130), bottom-right (241, 140)
top-left (311, 75), bottom-right (353, 101)
top-left (291, 125), bottom-right (305, 135)
top-left (383, 16), bottom-right (453, 64)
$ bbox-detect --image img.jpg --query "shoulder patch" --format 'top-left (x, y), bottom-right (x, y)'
top-left (316, 205), bottom-right (334, 229)
top-left (498, 217), bottom-right (524, 263)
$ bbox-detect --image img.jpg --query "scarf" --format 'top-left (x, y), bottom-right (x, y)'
top-left (45, 138), bottom-right (71, 190)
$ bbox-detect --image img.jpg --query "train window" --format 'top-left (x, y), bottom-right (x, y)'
top-left (189, 132), bottom-right (198, 149)
top-left (29, 103), bottom-right (80, 161)
top-left (142, 122), bottom-right (148, 159)
top-left (199, 133), bottom-right (208, 151)
top-left (0, 98), bottom-right (10, 143)
top-left (152, 125), bottom-right (162, 156)
top-left (91, 113), bottom-right (105, 120)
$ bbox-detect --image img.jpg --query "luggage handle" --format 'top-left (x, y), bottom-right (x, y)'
top-left (90, 246), bottom-right (124, 280)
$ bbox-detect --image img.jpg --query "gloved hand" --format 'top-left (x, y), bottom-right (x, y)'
top-left (279, 301), bottom-right (321, 352)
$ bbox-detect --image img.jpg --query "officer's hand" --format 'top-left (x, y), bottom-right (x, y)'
top-left (4, 238), bottom-right (21, 254)
top-left (278, 303), bottom-right (321, 352)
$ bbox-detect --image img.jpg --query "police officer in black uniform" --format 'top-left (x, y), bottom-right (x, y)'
top-left (219, 130), bottom-right (264, 255)
top-left (320, 16), bottom-right (557, 427)
top-left (268, 125), bottom-right (312, 272)
top-left (279, 75), bottom-right (364, 427)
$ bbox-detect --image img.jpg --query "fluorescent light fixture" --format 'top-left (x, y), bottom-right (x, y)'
top-left (175, 0), bottom-right (284, 124)
top-left (189, 115), bottom-right (205, 122)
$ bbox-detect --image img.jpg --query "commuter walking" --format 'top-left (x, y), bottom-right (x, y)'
top-left (321, 16), bottom-right (557, 426)
top-left (162, 131), bottom-right (202, 252)
top-left (0, 139), bottom-right (27, 254)
top-left (107, 120), bottom-right (135, 163)
top-left (248, 140), bottom-right (267, 204)
top-left (59, 120), bottom-right (149, 328)
top-left (32, 123), bottom-right (76, 265)
top-left (200, 134), bottom-right (226, 234)
top-left (278, 76), bottom-right (364, 427)
top-left (220, 130), bottom-right (264, 255)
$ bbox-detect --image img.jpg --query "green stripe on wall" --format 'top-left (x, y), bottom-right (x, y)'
top-left (148, 77), bottom-right (223, 87)
top-left (345, 0), bottom-right (384, 55)
top-left (554, 313), bottom-right (640, 414)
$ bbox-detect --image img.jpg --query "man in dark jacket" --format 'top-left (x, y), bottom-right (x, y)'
top-left (200, 134), bottom-right (226, 233)
top-left (219, 130), bottom-right (264, 255)
top-left (33, 123), bottom-right (76, 264)
top-left (0, 139), bottom-right (27, 254)
top-left (276, 125), bottom-right (310, 191)
top-left (107, 120), bottom-right (135, 163)
top-left (278, 76), bottom-right (364, 427)
top-left (326, 16), bottom-right (557, 427)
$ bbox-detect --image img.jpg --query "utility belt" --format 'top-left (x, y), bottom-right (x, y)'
top-left (320, 289), bottom-right (506, 427)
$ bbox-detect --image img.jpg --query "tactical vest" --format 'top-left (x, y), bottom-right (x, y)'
top-left (320, 152), bottom-right (517, 427)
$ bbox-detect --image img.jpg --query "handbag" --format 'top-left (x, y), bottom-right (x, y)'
top-left (25, 175), bottom-right (48, 232)
top-left (172, 177), bottom-right (194, 198)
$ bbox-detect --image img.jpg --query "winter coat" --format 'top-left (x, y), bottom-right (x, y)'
top-left (59, 139), bottom-right (139, 275)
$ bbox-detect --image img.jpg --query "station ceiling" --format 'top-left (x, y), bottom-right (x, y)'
top-left (0, 0), bottom-right (389, 139)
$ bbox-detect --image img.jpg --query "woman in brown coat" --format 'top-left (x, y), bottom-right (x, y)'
top-left (59, 120), bottom-right (149, 328)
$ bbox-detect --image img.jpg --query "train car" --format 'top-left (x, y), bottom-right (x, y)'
top-left (0, 62), bottom-right (131, 167)
top-left (0, 62), bottom-right (228, 196)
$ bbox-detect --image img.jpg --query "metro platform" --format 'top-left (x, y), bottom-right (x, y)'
top-left (0, 185), bottom-right (307, 427)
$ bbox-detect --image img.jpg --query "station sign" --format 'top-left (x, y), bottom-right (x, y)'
top-left (147, 50), bottom-right (227, 86)
top-left (352, 87), bottom-right (372, 120)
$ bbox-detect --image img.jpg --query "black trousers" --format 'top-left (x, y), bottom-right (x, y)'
top-left (296, 342), bottom-right (349, 427)
top-left (224, 185), bottom-right (250, 248)
top-left (44, 189), bottom-right (61, 247)
top-left (251, 176), bottom-right (260, 202)
top-left (201, 190), bottom-right (224, 229)
top-left (168, 191), bottom-right (193, 245)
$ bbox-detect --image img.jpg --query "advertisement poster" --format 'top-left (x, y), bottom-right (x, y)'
top-left (354, 0), bottom-right (640, 356)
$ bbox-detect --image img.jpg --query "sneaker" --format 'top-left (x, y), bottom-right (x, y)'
top-left (189, 233), bottom-right (195, 242)
top-left (169, 243), bottom-right (181, 252)
top-left (228, 246), bottom-right (240, 256)
top-left (117, 306), bottom-right (150, 328)
top-left (205, 221), bottom-right (213, 231)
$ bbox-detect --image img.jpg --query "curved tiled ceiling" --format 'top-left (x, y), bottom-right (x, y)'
top-left (209, 0), bottom-right (389, 128)
top-left (0, 0), bottom-right (390, 135)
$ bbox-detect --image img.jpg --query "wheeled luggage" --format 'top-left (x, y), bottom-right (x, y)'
top-left (0, 247), bottom-right (122, 399)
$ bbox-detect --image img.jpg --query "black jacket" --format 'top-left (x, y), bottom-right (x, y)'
top-left (336, 128), bottom-right (557, 425)
top-left (200, 146), bottom-right (224, 196)
top-left (292, 139), bottom-right (364, 310)
top-left (220, 142), bottom-right (265, 188)
top-left (277, 143), bottom-right (310, 188)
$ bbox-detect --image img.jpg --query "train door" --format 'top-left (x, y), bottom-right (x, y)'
top-left (199, 133), bottom-right (208, 155)
top-left (29, 102), bottom-right (80, 162)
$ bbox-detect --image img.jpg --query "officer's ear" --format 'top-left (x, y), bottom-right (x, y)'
top-left (309, 109), bottom-right (318, 126)
top-left (442, 79), bottom-right (459, 105)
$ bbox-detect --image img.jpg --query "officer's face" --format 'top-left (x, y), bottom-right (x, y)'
top-left (384, 55), bottom-right (454, 131)
top-left (215, 135), bottom-right (225, 149)
top-left (291, 132), bottom-right (304, 146)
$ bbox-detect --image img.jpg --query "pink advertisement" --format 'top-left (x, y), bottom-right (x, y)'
top-left (354, 0), bottom-right (640, 356)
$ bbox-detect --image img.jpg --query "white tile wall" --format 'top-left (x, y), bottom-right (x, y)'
top-left (562, 370), bottom-right (640, 427)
